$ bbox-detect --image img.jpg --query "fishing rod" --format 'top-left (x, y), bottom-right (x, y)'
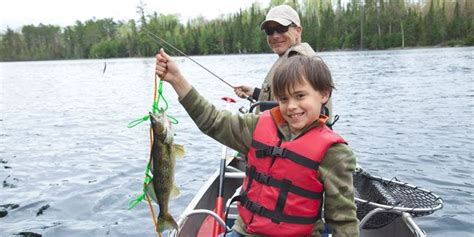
top-left (143, 27), bottom-right (233, 88)
top-left (142, 27), bottom-right (256, 103)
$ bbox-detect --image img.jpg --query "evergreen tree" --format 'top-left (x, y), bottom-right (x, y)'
top-left (1, 0), bottom-right (473, 61)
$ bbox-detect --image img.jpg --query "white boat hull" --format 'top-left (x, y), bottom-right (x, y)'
top-left (172, 157), bottom-right (427, 237)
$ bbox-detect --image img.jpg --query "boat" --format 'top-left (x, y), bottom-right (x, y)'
top-left (168, 155), bottom-right (442, 237)
top-left (166, 101), bottom-right (442, 237)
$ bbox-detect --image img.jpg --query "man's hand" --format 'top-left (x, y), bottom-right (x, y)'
top-left (233, 85), bottom-right (255, 99)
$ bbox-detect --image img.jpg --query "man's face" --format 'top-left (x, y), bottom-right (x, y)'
top-left (263, 21), bottom-right (301, 56)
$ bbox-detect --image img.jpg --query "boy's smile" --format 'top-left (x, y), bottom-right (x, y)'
top-left (277, 78), bottom-right (329, 133)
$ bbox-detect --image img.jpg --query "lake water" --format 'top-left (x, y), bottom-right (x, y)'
top-left (1, 47), bottom-right (473, 236)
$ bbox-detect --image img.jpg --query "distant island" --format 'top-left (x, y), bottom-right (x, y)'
top-left (1, 0), bottom-right (472, 61)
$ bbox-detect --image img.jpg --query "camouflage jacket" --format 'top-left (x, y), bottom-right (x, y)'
top-left (179, 87), bottom-right (359, 237)
top-left (256, 42), bottom-right (332, 118)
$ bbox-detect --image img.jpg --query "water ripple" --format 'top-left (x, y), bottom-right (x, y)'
top-left (1, 47), bottom-right (473, 236)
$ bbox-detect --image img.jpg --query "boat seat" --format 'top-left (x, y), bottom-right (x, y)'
top-left (225, 166), bottom-right (245, 179)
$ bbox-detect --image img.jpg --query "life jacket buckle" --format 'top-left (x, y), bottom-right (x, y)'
top-left (270, 146), bottom-right (286, 157)
top-left (243, 199), bottom-right (265, 216)
top-left (253, 202), bottom-right (265, 215)
top-left (255, 172), bottom-right (271, 184)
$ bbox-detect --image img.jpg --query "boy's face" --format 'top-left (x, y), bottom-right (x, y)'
top-left (277, 79), bottom-right (329, 132)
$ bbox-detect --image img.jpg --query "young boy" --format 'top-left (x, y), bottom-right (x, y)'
top-left (155, 49), bottom-right (359, 237)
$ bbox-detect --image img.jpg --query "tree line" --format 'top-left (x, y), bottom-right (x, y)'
top-left (0, 0), bottom-right (472, 61)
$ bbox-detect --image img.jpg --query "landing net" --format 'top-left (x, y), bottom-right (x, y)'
top-left (353, 168), bottom-right (443, 229)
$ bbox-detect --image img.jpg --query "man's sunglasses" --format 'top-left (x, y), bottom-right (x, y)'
top-left (263, 24), bottom-right (296, 36)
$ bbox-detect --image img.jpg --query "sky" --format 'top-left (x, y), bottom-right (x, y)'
top-left (0, 0), bottom-right (270, 32)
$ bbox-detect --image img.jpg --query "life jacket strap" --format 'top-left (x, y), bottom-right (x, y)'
top-left (239, 195), bottom-right (320, 224)
top-left (246, 167), bottom-right (322, 199)
top-left (251, 140), bottom-right (320, 170)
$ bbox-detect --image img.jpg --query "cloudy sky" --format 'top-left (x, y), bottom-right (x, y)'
top-left (1, 0), bottom-right (270, 31)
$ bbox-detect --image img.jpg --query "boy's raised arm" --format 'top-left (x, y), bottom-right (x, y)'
top-left (154, 48), bottom-right (258, 155)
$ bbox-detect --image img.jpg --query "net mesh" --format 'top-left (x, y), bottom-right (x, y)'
top-left (353, 168), bottom-right (443, 229)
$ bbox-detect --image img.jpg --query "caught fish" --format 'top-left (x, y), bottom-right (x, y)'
top-left (145, 111), bottom-right (185, 232)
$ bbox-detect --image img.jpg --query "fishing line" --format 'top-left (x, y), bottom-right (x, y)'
top-left (127, 75), bottom-right (178, 128)
top-left (142, 27), bottom-right (236, 90)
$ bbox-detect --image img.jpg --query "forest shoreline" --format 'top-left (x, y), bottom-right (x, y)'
top-left (1, 45), bottom-right (471, 63)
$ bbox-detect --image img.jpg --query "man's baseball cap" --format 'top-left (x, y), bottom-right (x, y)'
top-left (260, 5), bottom-right (301, 29)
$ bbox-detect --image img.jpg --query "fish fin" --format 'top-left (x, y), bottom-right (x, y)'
top-left (172, 144), bottom-right (186, 158)
top-left (170, 183), bottom-right (181, 198)
top-left (157, 213), bottom-right (178, 232)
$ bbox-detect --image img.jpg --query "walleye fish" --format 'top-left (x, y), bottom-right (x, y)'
top-left (146, 111), bottom-right (185, 232)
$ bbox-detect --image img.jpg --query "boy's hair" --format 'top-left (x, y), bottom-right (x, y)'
top-left (272, 55), bottom-right (334, 100)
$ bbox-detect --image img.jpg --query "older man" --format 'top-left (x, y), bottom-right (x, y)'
top-left (234, 4), bottom-right (332, 117)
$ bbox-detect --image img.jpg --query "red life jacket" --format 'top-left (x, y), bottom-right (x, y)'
top-left (238, 108), bottom-right (346, 237)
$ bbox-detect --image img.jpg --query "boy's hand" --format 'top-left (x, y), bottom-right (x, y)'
top-left (155, 48), bottom-right (192, 98)
top-left (155, 48), bottom-right (183, 85)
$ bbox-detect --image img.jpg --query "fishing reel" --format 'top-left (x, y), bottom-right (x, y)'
top-left (238, 106), bottom-right (249, 114)
top-left (238, 100), bottom-right (279, 114)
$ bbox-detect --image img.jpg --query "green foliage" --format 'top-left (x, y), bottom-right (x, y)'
top-left (90, 39), bottom-right (127, 58)
top-left (466, 34), bottom-right (474, 46)
top-left (1, 0), bottom-right (472, 61)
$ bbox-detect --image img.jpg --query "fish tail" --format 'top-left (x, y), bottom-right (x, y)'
top-left (157, 213), bottom-right (178, 232)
